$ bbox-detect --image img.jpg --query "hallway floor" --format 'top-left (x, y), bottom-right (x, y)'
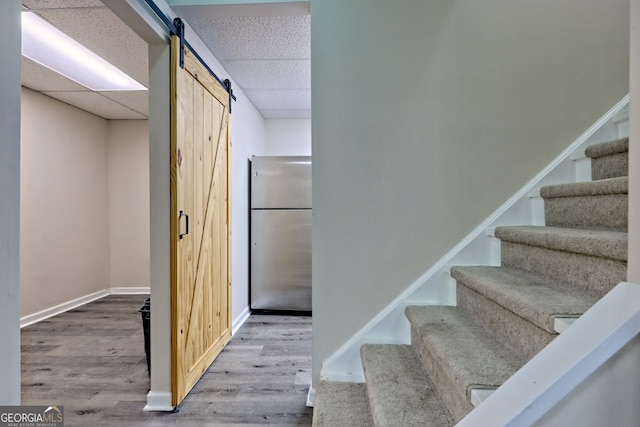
top-left (21, 294), bottom-right (313, 426)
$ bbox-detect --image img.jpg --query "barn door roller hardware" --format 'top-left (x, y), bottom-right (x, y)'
top-left (224, 79), bottom-right (234, 113)
top-left (143, 0), bottom-right (237, 110)
top-left (173, 18), bottom-right (185, 69)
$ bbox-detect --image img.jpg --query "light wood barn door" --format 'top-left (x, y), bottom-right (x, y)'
top-left (170, 35), bottom-right (232, 407)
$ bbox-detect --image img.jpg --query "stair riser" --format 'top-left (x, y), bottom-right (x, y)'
top-left (591, 152), bottom-right (628, 180)
top-left (456, 285), bottom-right (554, 360)
top-left (501, 241), bottom-right (626, 298)
top-left (544, 194), bottom-right (627, 231)
top-left (361, 345), bottom-right (455, 426)
top-left (411, 326), bottom-right (473, 423)
top-left (312, 382), bottom-right (373, 427)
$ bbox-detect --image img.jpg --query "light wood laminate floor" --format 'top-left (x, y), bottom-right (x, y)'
top-left (21, 295), bottom-right (313, 426)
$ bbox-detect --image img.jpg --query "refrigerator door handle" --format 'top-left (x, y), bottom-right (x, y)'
top-left (179, 210), bottom-right (189, 239)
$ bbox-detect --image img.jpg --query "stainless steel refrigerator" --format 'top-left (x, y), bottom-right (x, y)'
top-left (250, 156), bottom-right (312, 312)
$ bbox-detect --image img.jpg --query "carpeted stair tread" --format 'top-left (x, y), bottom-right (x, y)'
top-left (451, 266), bottom-right (597, 333)
top-left (406, 305), bottom-right (527, 420)
top-left (540, 177), bottom-right (627, 231)
top-left (585, 137), bottom-right (628, 159)
top-left (585, 137), bottom-right (628, 180)
top-left (312, 381), bottom-right (374, 427)
top-left (540, 176), bottom-right (627, 198)
top-left (361, 344), bottom-right (454, 426)
top-left (494, 226), bottom-right (627, 261)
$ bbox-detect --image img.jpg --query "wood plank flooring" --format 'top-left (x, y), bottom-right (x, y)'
top-left (21, 295), bottom-right (313, 426)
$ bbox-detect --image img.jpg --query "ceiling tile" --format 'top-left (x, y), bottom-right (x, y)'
top-left (188, 15), bottom-right (310, 60)
top-left (22, 0), bottom-right (104, 9)
top-left (23, 2), bottom-right (311, 120)
top-left (22, 57), bottom-right (87, 92)
top-left (99, 91), bottom-right (149, 117)
top-left (223, 59), bottom-right (310, 90)
top-left (181, 5), bottom-right (311, 118)
top-left (261, 109), bottom-right (311, 119)
top-left (173, 3), bottom-right (310, 19)
top-left (42, 91), bottom-right (146, 120)
top-left (35, 7), bottom-right (148, 87)
top-left (245, 89), bottom-right (310, 110)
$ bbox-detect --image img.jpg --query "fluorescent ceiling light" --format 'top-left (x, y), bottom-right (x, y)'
top-left (21, 11), bottom-right (147, 91)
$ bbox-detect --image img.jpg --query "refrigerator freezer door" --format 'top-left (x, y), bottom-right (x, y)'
top-left (251, 156), bottom-right (312, 209)
top-left (251, 209), bottom-right (312, 311)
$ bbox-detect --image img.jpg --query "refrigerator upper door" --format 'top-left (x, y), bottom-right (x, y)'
top-left (251, 156), bottom-right (312, 209)
top-left (251, 209), bottom-right (312, 311)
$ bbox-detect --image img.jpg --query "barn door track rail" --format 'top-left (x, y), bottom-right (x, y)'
top-left (143, 0), bottom-right (237, 112)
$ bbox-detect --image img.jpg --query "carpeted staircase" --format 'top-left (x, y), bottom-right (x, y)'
top-left (312, 137), bottom-right (629, 426)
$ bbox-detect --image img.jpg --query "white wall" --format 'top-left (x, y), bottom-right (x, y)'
top-left (108, 120), bottom-right (151, 288)
top-left (311, 0), bottom-right (630, 386)
top-left (227, 78), bottom-right (267, 325)
top-left (148, 41), bottom-right (173, 410)
top-left (21, 97), bottom-right (151, 314)
top-left (265, 119), bottom-right (311, 156)
top-left (21, 88), bottom-right (110, 317)
top-left (0, 0), bottom-right (21, 405)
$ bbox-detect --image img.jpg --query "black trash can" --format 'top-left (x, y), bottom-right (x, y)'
top-left (139, 298), bottom-right (151, 375)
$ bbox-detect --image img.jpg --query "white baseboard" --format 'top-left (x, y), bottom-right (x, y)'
top-left (110, 286), bottom-right (151, 295)
top-left (144, 390), bottom-right (174, 412)
top-left (232, 306), bottom-right (251, 335)
top-left (20, 289), bottom-right (110, 328)
top-left (306, 386), bottom-right (316, 407)
top-left (20, 287), bottom-right (151, 328)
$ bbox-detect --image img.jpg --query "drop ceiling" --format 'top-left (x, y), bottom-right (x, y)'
top-left (173, 2), bottom-right (310, 119)
top-left (20, 0), bottom-right (311, 120)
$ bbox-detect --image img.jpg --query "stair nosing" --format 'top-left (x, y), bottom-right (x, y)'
top-left (584, 137), bottom-right (629, 159)
top-left (494, 226), bottom-right (627, 261)
top-left (540, 176), bottom-right (628, 199)
top-left (451, 266), bottom-right (596, 333)
top-left (406, 306), bottom-right (527, 403)
top-left (361, 344), bottom-right (454, 426)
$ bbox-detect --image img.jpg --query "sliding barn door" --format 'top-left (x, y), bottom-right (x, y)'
top-left (170, 35), bottom-right (232, 406)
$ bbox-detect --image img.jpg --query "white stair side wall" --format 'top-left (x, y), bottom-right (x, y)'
top-left (533, 335), bottom-right (640, 427)
top-left (320, 95), bottom-right (630, 383)
top-left (456, 282), bottom-right (640, 427)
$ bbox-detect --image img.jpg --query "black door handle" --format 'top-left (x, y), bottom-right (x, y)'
top-left (179, 210), bottom-right (189, 239)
